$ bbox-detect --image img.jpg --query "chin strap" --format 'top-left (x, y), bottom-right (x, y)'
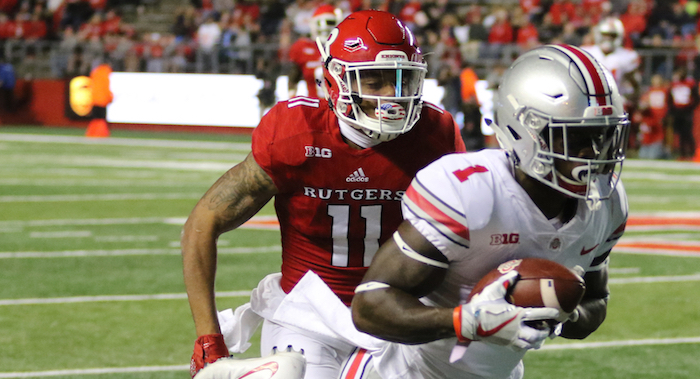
top-left (338, 120), bottom-right (382, 149)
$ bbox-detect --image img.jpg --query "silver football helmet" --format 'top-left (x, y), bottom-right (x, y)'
top-left (492, 44), bottom-right (629, 207)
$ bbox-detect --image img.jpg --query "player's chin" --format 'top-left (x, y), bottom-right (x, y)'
top-left (559, 181), bottom-right (587, 197)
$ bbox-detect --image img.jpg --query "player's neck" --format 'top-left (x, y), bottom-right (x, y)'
top-left (516, 169), bottom-right (577, 221)
top-left (338, 120), bottom-right (381, 150)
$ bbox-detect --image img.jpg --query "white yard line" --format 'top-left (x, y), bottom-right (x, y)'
top-left (614, 248), bottom-right (700, 257)
top-left (29, 231), bottom-right (92, 238)
top-left (0, 337), bottom-right (698, 377)
top-left (623, 172), bottom-right (700, 182)
top-left (625, 159), bottom-right (700, 170)
top-left (0, 273), bottom-right (695, 306)
top-left (0, 290), bottom-right (251, 306)
top-left (0, 245), bottom-right (280, 258)
top-left (0, 193), bottom-right (202, 202)
top-left (0, 365), bottom-right (190, 378)
top-left (0, 133), bottom-right (251, 151)
top-left (608, 273), bottom-right (700, 284)
top-left (539, 336), bottom-right (700, 351)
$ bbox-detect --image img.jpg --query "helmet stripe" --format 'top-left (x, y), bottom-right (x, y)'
top-left (553, 44), bottom-right (610, 106)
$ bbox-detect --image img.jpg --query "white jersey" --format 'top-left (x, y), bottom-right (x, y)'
top-left (581, 44), bottom-right (639, 96)
top-left (377, 149), bottom-right (628, 379)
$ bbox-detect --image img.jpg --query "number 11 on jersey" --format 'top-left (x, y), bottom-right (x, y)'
top-left (328, 204), bottom-right (382, 267)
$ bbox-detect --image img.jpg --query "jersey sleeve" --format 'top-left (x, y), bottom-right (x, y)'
top-left (589, 180), bottom-right (629, 271)
top-left (400, 153), bottom-right (494, 260)
top-left (251, 102), bottom-right (299, 192)
top-left (623, 49), bottom-right (640, 73)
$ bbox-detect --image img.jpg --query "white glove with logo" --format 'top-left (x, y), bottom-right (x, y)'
top-left (453, 271), bottom-right (561, 351)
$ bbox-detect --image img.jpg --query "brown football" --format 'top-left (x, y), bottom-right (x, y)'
top-left (468, 258), bottom-right (586, 321)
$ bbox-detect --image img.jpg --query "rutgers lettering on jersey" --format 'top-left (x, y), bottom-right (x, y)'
top-left (303, 187), bottom-right (405, 201)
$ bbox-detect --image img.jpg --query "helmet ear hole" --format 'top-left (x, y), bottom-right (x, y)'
top-left (507, 125), bottom-right (521, 140)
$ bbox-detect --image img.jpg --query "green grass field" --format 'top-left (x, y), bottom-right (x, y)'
top-left (1, 126), bottom-right (699, 378)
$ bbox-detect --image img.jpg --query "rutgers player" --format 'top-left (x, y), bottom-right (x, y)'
top-left (183, 10), bottom-right (465, 379)
top-left (329, 45), bottom-right (628, 378)
top-left (287, 4), bottom-right (342, 99)
top-left (582, 17), bottom-right (641, 104)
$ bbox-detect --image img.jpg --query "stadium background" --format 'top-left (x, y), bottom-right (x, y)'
top-left (1, 0), bottom-right (700, 378)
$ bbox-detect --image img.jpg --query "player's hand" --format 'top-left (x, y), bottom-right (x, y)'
top-left (453, 271), bottom-right (560, 350)
top-left (190, 333), bottom-right (230, 378)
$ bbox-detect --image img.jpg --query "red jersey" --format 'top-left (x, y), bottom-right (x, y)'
top-left (639, 88), bottom-right (666, 145)
top-left (288, 38), bottom-right (323, 98)
top-left (252, 97), bottom-right (466, 305)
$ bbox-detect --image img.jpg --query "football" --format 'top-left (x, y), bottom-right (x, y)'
top-left (468, 258), bottom-right (586, 326)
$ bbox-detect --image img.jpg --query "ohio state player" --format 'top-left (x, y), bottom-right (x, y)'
top-left (582, 17), bottom-right (641, 104)
top-left (182, 10), bottom-right (465, 379)
top-left (287, 4), bottom-right (342, 98)
top-left (334, 44), bottom-right (628, 379)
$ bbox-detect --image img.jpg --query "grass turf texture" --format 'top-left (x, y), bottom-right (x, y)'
top-left (1, 126), bottom-right (699, 378)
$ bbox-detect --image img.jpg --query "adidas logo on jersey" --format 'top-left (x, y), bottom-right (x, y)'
top-left (346, 168), bottom-right (369, 182)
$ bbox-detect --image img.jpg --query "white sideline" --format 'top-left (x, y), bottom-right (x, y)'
top-left (0, 337), bottom-right (699, 378)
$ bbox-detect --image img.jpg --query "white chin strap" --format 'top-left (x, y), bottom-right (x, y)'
top-left (338, 120), bottom-right (383, 149)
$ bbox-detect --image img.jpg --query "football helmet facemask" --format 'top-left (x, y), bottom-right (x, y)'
top-left (492, 44), bottom-right (629, 208)
top-left (594, 17), bottom-right (624, 54)
top-left (317, 10), bottom-right (426, 142)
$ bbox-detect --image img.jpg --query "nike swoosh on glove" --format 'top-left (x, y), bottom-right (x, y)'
top-left (453, 271), bottom-right (561, 351)
top-left (191, 333), bottom-right (230, 378)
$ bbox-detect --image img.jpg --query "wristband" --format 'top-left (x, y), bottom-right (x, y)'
top-left (453, 306), bottom-right (470, 343)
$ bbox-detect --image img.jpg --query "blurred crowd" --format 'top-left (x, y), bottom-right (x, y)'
top-left (1, 0), bottom-right (699, 160)
top-left (0, 1), bottom-right (699, 77)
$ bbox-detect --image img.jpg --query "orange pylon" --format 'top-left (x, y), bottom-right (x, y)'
top-left (86, 119), bottom-right (110, 138)
top-left (693, 147), bottom-right (700, 163)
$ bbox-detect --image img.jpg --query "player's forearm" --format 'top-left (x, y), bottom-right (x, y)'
top-left (182, 214), bottom-right (222, 336)
top-left (352, 289), bottom-right (454, 344)
top-left (560, 297), bottom-right (607, 339)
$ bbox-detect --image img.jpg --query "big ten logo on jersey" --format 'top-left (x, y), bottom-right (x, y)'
top-left (305, 146), bottom-right (332, 158)
top-left (490, 233), bottom-right (520, 245)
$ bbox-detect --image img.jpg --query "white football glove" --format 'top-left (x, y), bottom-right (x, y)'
top-left (453, 271), bottom-right (561, 351)
top-left (195, 346), bottom-right (306, 379)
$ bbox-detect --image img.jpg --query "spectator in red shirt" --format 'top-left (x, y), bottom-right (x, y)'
top-left (515, 13), bottom-right (539, 51)
top-left (11, 13), bottom-right (29, 39)
top-left (101, 9), bottom-right (121, 35)
top-left (488, 8), bottom-right (513, 44)
top-left (0, 13), bottom-right (15, 39)
top-left (89, 0), bottom-right (107, 14)
top-left (619, 0), bottom-right (647, 47)
top-left (667, 67), bottom-right (698, 160)
top-left (547, 0), bottom-right (576, 26)
top-left (398, 0), bottom-right (421, 30)
top-left (0, 0), bottom-right (17, 15)
top-left (636, 74), bottom-right (669, 159)
top-left (24, 13), bottom-right (47, 40)
top-left (80, 13), bottom-right (103, 39)
top-left (235, 0), bottom-right (260, 22)
top-left (486, 7), bottom-right (513, 59)
top-left (520, 0), bottom-right (541, 15)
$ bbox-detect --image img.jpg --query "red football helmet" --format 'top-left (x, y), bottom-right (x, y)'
top-left (309, 4), bottom-right (343, 41)
top-left (317, 10), bottom-right (426, 142)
